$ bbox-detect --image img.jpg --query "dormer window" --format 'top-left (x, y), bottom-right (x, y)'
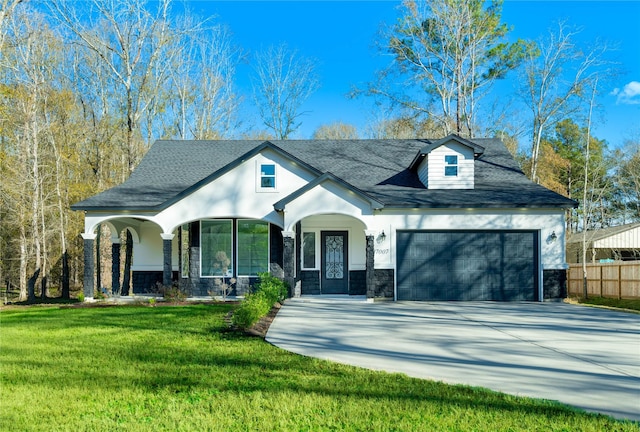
top-left (444, 155), bottom-right (458, 176)
top-left (260, 164), bottom-right (276, 188)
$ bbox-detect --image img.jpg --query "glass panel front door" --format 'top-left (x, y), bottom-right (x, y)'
top-left (321, 231), bottom-right (348, 294)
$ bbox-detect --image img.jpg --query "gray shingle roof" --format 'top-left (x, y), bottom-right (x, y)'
top-left (71, 138), bottom-right (577, 211)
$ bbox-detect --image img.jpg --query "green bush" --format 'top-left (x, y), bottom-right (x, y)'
top-left (232, 291), bottom-right (271, 329)
top-left (231, 273), bottom-right (289, 329)
top-left (255, 272), bottom-right (288, 304)
top-left (159, 283), bottom-right (188, 303)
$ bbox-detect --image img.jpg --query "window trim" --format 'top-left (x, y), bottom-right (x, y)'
top-left (199, 218), bottom-right (271, 278)
top-left (257, 162), bottom-right (277, 192)
top-left (302, 231), bottom-right (318, 270)
top-left (200, 219), bottom-right (234, 278)
top-left (444, 155), bottom-right (458, 177)
top-left (236, 219), bottom-right (270, 277)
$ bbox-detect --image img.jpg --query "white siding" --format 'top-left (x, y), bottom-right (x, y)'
top-left (594, 226), bottom-right (640, 249)
top-left (426, 142), bottom-right (474, 189)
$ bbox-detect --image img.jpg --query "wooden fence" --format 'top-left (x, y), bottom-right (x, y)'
top-left (567, 261), bottom-right (640, 299)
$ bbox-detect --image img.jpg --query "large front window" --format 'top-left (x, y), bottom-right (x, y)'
top-left (201, 220), bottom-right (233, 276)
top-left (200, 219), bottom-right (269, 277)
top-left (237, 220), bottom-right (269, 276)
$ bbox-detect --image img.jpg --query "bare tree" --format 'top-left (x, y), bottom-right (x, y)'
top-left (251, 43), bottom-right (319, 139)
top-left (0, 0), bottom-right (22, 50)
top-left (520, 21), bottom-right (613, 182)
top-left (361, 0), bottom-right (530, 138)
top-left (162, 17), bottom-right (241, 140)
top-left (312, 122), bottom-right (358, 140)
top-left (50, 0), bottom-right (174, 175)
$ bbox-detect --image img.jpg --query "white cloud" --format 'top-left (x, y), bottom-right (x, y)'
top-left (615, 81), bottom-right (640, 105)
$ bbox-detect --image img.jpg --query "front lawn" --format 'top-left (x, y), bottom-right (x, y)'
top-left (0, 305), bottom-right (635, 431)
top-left (572, 296), bottom-right (640, 312)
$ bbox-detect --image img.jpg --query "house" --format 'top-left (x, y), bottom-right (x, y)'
top-left (71, 134), bottom-right (577, 302)
top-left (567, 223), bottom-right (640, 263)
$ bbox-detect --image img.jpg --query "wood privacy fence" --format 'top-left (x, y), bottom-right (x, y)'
top-left (567, 261), bottom-right (640, 299)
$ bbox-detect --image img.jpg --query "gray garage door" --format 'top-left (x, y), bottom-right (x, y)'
top-left (396, 230), bottom-right (538, 301)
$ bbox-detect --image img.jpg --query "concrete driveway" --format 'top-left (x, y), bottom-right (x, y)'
top-left (266, 298), bottom-right (640, 421)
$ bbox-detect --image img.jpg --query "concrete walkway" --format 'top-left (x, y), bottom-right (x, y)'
top-left (266, 298), bottom-right (640, 421)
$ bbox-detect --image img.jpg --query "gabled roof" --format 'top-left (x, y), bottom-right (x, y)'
top-left (409, 134), bottom-right (485, 170)
top-left (72, 137), bottom-right (578, 211)
top-left (273, 172), bottom-right (384, 211)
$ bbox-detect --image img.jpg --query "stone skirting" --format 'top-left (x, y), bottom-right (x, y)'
top-left (300, 270), bottom-right (320, 295)
top-left (543, 269), bottom-right (567, 300)
top-left (132, 271), bottom-right (179, 294)
top-left (373, 269), bottom-right (394, 298)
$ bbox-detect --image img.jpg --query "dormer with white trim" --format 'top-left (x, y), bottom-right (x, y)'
top-left (410, 134), bottom-right (485, 190)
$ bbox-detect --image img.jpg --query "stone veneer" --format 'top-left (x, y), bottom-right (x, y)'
top-left (543, 269), bottom-right (567, 301)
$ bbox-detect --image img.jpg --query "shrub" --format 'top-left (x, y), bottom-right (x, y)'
top-left (231, 273), bottom-right (289, 330)
top-left (231, 291), bottom-right (272, 329)
top-left (255, 272), bottom-right (288, 304)
top-left (158, 282), bottom-right (188, 303)
top-left (77, 292), bottom-right (85, 302)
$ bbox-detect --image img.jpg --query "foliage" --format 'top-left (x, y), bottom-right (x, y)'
top-left (519, 21), bottom-right (614, 181)
top-left (312, 122), bottom-right (359, 139)
top-left (1, 305), bottom-right (636, 431)
top-left (230, 291), bottom-right (272, 329)
top-left (231, 273), bottom-right (288, 329)
top-left (158, 282), bottom-right (188, 303)
top-left (0, 0), bottom-right (240, 300)
top-left (255, 272), bottom-right (288, 304)
top-left (571, 296), bottom-right (640, 313)
top-left (366, 0), bottom-right (531, 137)
top-left (612, 138), bottom-right (640, 222)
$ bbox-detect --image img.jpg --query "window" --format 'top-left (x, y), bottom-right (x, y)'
top-left (237, 220), bottom-right (269, 276)
top-left (201, 220), bottom-right (233, 276)
top-left (302, 232), bottom-right (316, 269)
top-left (260, 164), bottom-right (276, 188)
top-left (181, 224), bottom-right (189, 278)
top-left (444, 155), bottom-right (458, 176)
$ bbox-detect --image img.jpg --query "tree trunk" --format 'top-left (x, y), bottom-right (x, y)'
top-left (19, 226), bottom-right (27, 301)
top-left (27, 268), bottom-right (40, 302)
top-left (121, 229), bottom-right (133, 296)
top-left (61, 252), bottom-right (70, 299)
top-left (40, 276), bottom-right (47, 300)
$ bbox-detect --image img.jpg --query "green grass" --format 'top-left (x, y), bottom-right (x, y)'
top-left (1, 305), bottom-right (636, 431)
top-left (571, 296), bottom-right (640, 312)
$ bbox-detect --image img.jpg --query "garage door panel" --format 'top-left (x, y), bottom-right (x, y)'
top-left (397, 230), bottom-right (538, 301)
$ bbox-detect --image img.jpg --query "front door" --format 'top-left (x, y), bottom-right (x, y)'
top-left (321, 231), bottom-right (349, 294)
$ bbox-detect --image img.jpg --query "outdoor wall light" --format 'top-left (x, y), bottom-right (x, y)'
top-left (548, 231), bottom-right (557, 243)
top-left (377, 230), bottom-right (386, 242)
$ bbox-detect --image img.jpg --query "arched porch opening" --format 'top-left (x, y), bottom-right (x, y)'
top-left (81, 217), bottom-right (179, 299)
top-left (284, 213), bottom-right (379, 298)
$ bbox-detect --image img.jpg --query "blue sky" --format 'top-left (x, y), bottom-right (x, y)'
top-left (189, 1), bottom-right (640, 149)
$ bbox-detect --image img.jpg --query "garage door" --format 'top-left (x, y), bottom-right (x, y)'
top-left (396, 230), bottom-right (538, 301)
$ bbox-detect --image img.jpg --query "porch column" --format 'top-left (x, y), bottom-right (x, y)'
top-left (282, 231), bottom-right (296, 297)
top-left (81, 232), bottom-right (96, 300)
top-left (160, 233), bottom-right (175, 287)
top-left (365, 230), bottom-right (376, 299)
top-left (111, 238), bottom-right (120, 296)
